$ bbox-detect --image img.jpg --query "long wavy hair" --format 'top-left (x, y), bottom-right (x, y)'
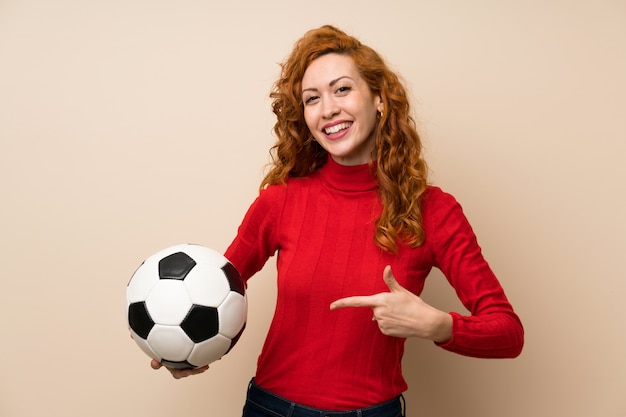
top-left (262, 25), bottom-right (428, 253)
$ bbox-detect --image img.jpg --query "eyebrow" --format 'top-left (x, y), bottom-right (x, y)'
top-left (302, 76), bottom-right (353, 93)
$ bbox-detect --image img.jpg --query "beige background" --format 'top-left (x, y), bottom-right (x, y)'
top-left (1, 1), bottom-right (625, 416)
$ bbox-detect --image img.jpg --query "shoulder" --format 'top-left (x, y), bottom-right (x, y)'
top-left (260, 182), bottom-right (288, 198)
top-left (253, 176), bottom-right (316, 211)
top-left (421, 186), bottom-right (469, 229)
top-left (253, 183), bottom-right (288, 212)
top-left (421, 186), bottom-right (478, 246)
top-left (422, 186), bottom-right (460, 210)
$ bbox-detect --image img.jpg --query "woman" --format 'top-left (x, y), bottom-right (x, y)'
top-left (153, 25), bottom-right (524, 416)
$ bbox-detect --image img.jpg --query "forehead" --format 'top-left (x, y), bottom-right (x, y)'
top-left (302, 53), bottom-right (360, 86)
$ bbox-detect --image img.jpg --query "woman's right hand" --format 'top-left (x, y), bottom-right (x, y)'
top-left (150, 359), bottom-right (209, 379)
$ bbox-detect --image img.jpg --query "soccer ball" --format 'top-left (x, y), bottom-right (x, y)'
top-left (126, 244), bottom-right (247, 369)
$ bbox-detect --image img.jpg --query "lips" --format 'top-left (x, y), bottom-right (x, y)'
top-left (324, 121), bottom-right (352, 135)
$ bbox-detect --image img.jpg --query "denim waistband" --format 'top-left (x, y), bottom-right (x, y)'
top-left (245, 379), bottom-right (405, 417)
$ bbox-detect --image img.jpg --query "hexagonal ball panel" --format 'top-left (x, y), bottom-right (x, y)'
top-left (187, 333), bottom-right (233, 367)
top-left (127, 260), bottom-right (159, 304)
top-left (184, 263), bottom-right (230, 307)
top-left (145, 280), bottom-right (192, 325)
top-left (147, 324), bottom-right (194, 362)
top-left (218, 292), bottom-right (247, 339)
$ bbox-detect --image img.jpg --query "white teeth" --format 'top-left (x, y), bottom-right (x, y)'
top-left (324, 122), bottom-right (351, 135)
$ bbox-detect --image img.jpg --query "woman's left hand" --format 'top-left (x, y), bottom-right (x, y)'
top-left (330, 265), bottom-right (452, 343)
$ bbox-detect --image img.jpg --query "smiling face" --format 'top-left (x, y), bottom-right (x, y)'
top-left (301, 53), bottom-right (383, 166)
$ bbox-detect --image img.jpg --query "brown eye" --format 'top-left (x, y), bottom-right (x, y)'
top-left (304, 95), bottom-right (319, 105)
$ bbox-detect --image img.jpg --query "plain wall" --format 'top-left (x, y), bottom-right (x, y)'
top-left (1, 1), bottom-right (625, 416)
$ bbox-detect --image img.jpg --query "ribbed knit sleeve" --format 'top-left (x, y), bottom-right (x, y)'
top-left (424, 188), bottom-right (524, 358)
top-left (224, 184), bottom-right (285, 283)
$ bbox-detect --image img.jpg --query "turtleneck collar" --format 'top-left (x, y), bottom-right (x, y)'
top-left (318, 155), bottom-right (378, 192)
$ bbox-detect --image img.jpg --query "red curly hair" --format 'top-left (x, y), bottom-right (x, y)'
top-left (262, 25), bottom-right (428, 253)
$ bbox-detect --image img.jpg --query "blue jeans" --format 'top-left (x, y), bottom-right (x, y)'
top-left (242, 379), bottom-right (405, 417)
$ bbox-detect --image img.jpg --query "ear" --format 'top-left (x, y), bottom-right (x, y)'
top-left (376, 96), bottom-right (384, 114)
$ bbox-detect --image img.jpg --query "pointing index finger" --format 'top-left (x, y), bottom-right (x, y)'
top-left (330, 295), bottom-right (378, 310)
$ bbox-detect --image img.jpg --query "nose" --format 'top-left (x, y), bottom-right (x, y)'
top-left (321, 97), bottom-right (340, 119)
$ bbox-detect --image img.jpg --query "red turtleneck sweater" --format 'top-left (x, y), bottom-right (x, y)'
top-left (224, 157), bottom-right (523, 410)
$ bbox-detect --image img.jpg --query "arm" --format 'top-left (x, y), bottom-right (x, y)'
top-left (224, 184), bottom-right (284, 281)
top-left (429, 189), bottom-right (524, 358)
